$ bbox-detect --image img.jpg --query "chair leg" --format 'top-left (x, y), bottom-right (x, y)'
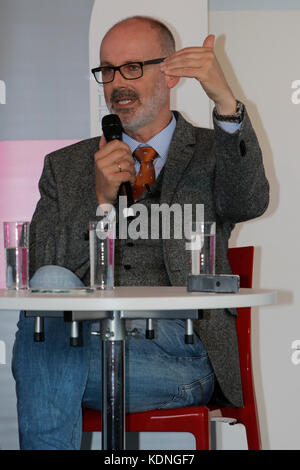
top-left (214, 407), bottom-right (261, 450)
top-left (243, 415), bottom-right (261, 450)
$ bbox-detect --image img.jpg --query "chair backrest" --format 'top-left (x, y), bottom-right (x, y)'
top-left (227, 246), bottom-right (254, 290)
top-left (227, 246), bottom-right (257, 414)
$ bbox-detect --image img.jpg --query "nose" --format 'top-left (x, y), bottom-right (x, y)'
top-left (112, 69), bottom-right (127, 86)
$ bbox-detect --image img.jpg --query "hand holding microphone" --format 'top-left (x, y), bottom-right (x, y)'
top-left (94, 114), bottom-right (135, 206)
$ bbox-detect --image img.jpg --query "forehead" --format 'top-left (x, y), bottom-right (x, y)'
top-left (100, 20), bottom-right (162, 64)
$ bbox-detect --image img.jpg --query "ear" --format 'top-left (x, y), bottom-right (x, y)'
top-left (165, 74), bottom-right (180, 90)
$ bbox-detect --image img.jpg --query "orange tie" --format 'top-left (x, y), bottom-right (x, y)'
top-left (132, 147), bottom-right (158, 200)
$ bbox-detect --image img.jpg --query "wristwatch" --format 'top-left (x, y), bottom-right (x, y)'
top-left (213, 100), bottom-right (244, 123)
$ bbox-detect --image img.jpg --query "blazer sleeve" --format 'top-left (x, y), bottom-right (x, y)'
top-left (29, 154), bottom-right (59, 278)
top-left (213, 107), bottom-right (270, 222)
top-left (29, 154), bottom-right (91, 280)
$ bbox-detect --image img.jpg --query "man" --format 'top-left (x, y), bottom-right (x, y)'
top-left (12, 16), bottom-right (269, 450)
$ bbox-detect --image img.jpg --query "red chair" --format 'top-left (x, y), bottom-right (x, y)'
top-left (83, 246), bottom-right (261, 450)
top-left (214, 246), bottom-right (261, 450)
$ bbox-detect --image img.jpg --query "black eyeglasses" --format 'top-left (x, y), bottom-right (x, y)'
top-left (91, 57), bottom-right (166, 84)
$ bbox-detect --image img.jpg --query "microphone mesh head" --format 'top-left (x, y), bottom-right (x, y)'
top-left (102, 114), bottom-right (123, 141)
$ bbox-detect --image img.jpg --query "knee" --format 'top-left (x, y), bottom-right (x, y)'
top-left (30, 265), bottom-right (84, 289)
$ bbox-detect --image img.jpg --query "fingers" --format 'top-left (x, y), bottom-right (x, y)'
top-left (162, 48), bottom-right (216, 81)
top-left (161, 48), bottom-right (215, 80)
top-left (95, 144), bottom-right (135, 181)
top-left (110, 159), bottom-right (136, 184)
top-left (162, 45), bottom-right (215, 65)
top-left (96, 139), bottom-right (134, 170)
top-left (94, 137), bottom-right (136, 204)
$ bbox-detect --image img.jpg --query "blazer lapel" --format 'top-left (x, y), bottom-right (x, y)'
top-left (160, 112), bottom-right (196, 206)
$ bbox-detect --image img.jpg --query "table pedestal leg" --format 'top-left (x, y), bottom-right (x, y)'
top-left (101, 310), bottom-right (126, 450)
top-left (34, 316), bottom-right (44, 342)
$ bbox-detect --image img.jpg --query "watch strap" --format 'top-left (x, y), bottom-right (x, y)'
top-left (213, 100), bottom-right (244, 123)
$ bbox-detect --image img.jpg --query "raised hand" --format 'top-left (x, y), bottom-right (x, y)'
top-left (160, 35), bottom-right (236, 115)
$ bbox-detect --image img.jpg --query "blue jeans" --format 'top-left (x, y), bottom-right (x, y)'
top-left (12, 266), bottom-right (215, 450)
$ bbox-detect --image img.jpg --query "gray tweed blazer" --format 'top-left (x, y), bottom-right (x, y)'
top-left (29, 109), bottom-right (269, 407)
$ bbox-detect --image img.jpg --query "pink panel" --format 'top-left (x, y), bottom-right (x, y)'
top-left (0, 140), bottom-right (78, 288)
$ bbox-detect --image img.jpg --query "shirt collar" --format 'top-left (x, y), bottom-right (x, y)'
top-left (122, 113), bottom-right (176, 163)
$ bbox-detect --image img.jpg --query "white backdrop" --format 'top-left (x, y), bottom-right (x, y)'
top-left (210, 6), bottom-right (300, 450)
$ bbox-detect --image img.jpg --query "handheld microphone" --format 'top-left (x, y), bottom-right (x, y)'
top-left (102, 114), bottom-right (134, 206)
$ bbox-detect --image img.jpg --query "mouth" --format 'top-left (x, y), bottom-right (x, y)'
top-left (111, 89), bottom-right (139, 110)
top-left (114, 98), bottom-right (137, 108)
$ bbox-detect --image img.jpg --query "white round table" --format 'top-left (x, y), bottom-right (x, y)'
top-left (0, 286), bottom-right (276, 450)
top-left (0, 286), bottom-right (276, 312)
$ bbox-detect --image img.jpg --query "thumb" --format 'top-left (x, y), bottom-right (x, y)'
top-left (203, 34), bottom-right (215, 49)
top-left (99, 133), bottom-right (107, 150)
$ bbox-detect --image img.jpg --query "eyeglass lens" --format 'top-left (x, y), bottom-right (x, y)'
top-left (95, 63), bottom-right (143, 83)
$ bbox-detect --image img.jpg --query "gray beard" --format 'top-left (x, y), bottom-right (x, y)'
top-left (109, 90), bottom-right (168, 135)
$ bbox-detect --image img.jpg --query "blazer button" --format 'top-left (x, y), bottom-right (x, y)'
top-left (124, 265), bottom-right (131, 270)
top-left (239, 139), bottom-right (247, 157)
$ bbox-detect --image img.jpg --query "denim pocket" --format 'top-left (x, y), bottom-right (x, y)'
top-left (161, 372), bottom-right (215, 410)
